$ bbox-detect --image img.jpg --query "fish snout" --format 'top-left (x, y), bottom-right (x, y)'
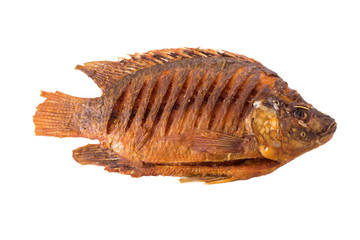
top-left (319, 119), bottom-right (336, 145)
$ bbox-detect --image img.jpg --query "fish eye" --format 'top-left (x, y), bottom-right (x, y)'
top-left (273, 100), bottom-right (280, 105)
top-left (293, 108), bottom-right (308, 120)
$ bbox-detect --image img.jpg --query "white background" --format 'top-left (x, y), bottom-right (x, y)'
top-left (1, 1), bottom-right (359, 239)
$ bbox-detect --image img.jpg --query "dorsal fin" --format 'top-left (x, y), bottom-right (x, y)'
top-left (75, 48), bottom-right (258, 92)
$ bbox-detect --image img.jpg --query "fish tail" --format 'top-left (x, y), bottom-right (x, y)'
top-left (33, 91), bottom-right (101, 138)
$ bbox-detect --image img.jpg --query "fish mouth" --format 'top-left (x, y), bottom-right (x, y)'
top-left (319, 120), bottom-right (337, 145)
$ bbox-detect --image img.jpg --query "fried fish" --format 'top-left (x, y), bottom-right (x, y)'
top-left (34, 48), bottom-right (336, 184)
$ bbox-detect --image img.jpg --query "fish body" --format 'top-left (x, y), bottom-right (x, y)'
top-left (34, 48), bottom-right (336, 183)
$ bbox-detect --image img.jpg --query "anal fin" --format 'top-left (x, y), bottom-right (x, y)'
top-left (73, 144), bottom-right (121, 167)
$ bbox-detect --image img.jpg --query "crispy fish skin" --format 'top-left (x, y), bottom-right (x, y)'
top-left (34, 48), bottom-right (336, 183)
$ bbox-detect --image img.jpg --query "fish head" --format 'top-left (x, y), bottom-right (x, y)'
top-left (250, 89), bottom-right (336, 162)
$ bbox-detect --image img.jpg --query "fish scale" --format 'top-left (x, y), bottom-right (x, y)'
top-left (155, 70), bottom-right (187, 137)
top-left (109, 58), bottom-right (250, 138)
top-left (168, 69), bottom-right (207, 134)
top-left (212, 65), bottom-right (253, 132)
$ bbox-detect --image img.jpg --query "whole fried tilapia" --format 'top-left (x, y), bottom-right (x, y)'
top-left (34, 48), bottom-right (336, 184)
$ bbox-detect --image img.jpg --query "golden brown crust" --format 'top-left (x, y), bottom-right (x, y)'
top-left (34, 48), bottom-right (334, 184)
top-left (99, 55), bottom-right (272, 166)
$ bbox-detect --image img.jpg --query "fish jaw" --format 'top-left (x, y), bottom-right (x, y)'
top-left (318, 120), bottom-right (337, 145)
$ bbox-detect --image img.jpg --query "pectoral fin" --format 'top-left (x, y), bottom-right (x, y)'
top-left (161, 130), bottom-right (253, 154)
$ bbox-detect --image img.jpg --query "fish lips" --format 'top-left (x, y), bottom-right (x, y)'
top-left (318, 120), bottom-right (337, 145)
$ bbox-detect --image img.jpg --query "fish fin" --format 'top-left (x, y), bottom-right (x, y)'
top-left (73, 144), bottom-right (121, 167)
top-left (179, 176), bottom-right (235, 184)
top-left (34, 91), bottom-right (86, 138)
top-left (162, 130), bottom-right (252, 154)
top-left (75, 48), bottom-right (258, 92)
top-left (204, 177), bottom-right (236, 184)
top-left (75, 61), bottom-right (122, 92)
